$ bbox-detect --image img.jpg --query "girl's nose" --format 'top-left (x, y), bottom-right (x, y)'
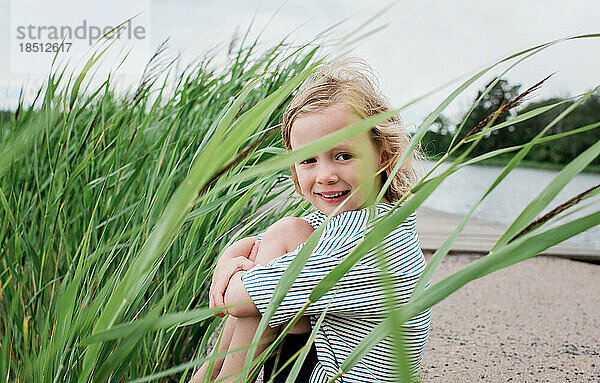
top-left (316, 164), bottom-right (339, 184)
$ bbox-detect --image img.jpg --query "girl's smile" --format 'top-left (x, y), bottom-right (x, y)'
top-left (290, 104), bottom-right (385, 215)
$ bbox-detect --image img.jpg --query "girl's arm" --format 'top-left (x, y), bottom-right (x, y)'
top-left (222, 217), bottom-right (314, 319)
top-left (210, 237), bottom-right (259, 316)
top-left (224, 272), bottom-right (260, 317)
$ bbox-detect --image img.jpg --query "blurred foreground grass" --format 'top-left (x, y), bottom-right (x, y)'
top-left (0, 27), bottom-right (599, 383)
top-left (0, 33), bottom-right (320, 382)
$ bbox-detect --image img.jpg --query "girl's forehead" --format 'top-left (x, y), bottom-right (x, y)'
top-left (290, 129), bottom-right (371, 152)
top-left (289, 105), bottom-right (365, 148)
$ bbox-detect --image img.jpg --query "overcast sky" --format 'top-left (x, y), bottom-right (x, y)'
top-left (1, 0), bottom-right (599, 124)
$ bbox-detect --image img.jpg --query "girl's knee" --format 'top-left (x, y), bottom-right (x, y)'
top-left (263, 217), bottom-right (313, 243)
top-left (257, 218), bottom-right (314, 265)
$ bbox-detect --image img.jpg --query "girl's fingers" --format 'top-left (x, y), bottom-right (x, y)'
top-left (210, 291), bottom-right (226, 318)
top-left (248, 240), bottom-right (260, 262)
top-left (209, 257), bottom-right (256, 317)
top-left (209, 277), bottom-right (225, 312)
top-left (233, 256), bottom-right (256, 270)
top-left (213, 279), bottom-right (226, 307)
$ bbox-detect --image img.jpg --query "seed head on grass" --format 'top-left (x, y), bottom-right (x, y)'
top-left (464, 73), bottom-right (555, 140)
top-left (509, 183), bottom-right (600, 243)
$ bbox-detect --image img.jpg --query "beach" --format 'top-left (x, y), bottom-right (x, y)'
top-left (420, 254), bottom-right (600, 382)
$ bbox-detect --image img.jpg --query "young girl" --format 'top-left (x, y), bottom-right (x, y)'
top-left (191, 60), bottom-right (431, 383)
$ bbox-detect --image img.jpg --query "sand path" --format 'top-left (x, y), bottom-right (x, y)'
top-left (421, 255), bottom-right (600, 382)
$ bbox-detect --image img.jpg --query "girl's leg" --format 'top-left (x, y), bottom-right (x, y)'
top-left (194, 218), bottom-right (314, 383)
top-left (253, 217), bottom-right (314, 335)
top-left (191, 316), bottom-right (238, 383)
top-left (215, 315), bottom-right (279, 383)
top-left (211, 218), bottom-right (314, 381)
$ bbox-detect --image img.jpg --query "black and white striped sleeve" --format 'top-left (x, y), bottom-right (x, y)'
top-left (240, 211), bottom-right (422, 328)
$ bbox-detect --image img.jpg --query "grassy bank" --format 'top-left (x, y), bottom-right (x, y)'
top-left (0, 35), bottom-right (319, 382)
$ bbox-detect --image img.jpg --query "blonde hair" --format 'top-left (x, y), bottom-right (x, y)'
top-left (282, 59), bottom-right (422, 203)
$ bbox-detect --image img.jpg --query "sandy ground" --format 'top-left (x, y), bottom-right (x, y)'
top-left (420, 254), bottom-right (600, 382)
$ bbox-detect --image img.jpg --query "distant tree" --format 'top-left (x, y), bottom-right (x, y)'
top-left (514, 94), bottom-right (600, 166)
top-left (423, 77), bottom-right (600, 169)
top-left (455, 78), bottom-right (521, 157)
top-left (422, 115), bottom-right (453, 157)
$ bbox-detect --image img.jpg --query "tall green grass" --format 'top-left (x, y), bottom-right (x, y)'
top-left (0, 26), bottom-right (598, 383)
top-left (0, 31), bottom-right (322, 382)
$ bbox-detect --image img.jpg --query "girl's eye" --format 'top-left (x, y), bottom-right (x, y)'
top-left (299, 157), bottom-right (316, 165)
top-left (336, 153), bottom-right (353, 161)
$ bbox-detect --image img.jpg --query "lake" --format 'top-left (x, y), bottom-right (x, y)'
top-left (421, 161), bottom-right (600, 250)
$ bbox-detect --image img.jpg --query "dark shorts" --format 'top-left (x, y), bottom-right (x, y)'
top-left (263, 332), bottom-right (319, 383)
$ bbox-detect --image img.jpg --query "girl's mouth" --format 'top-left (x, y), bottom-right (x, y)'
top-left (316, 190), bottom-right (350, 203)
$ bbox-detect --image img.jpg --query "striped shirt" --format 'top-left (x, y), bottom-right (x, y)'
top-left (241, 203), bottom-right (431, 382)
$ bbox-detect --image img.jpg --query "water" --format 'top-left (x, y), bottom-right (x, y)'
top-left (420, 161), bottom-right (600, 249)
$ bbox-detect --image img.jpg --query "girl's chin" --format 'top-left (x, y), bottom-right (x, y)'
top-left (318, 203), bottom-right (356, 216)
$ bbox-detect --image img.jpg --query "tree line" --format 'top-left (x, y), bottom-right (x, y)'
top-left (421, 78), bottom-right (600, 169)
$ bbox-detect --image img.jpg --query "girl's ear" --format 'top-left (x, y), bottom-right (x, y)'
top-left (379, 152), bottom-right (387, 167)
top-left (376, 142), bottom-right (387, 168)
top-left (290, 165), bottom-right (303, 196)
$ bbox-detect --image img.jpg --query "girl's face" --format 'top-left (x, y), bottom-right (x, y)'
top-left (290, 104), bottom-right (385, 215)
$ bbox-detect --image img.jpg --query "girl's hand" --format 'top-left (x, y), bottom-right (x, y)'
top-left (209, 256), bottom-right (255, 317)
top-left (248, 239), bottom-right (260, 263)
